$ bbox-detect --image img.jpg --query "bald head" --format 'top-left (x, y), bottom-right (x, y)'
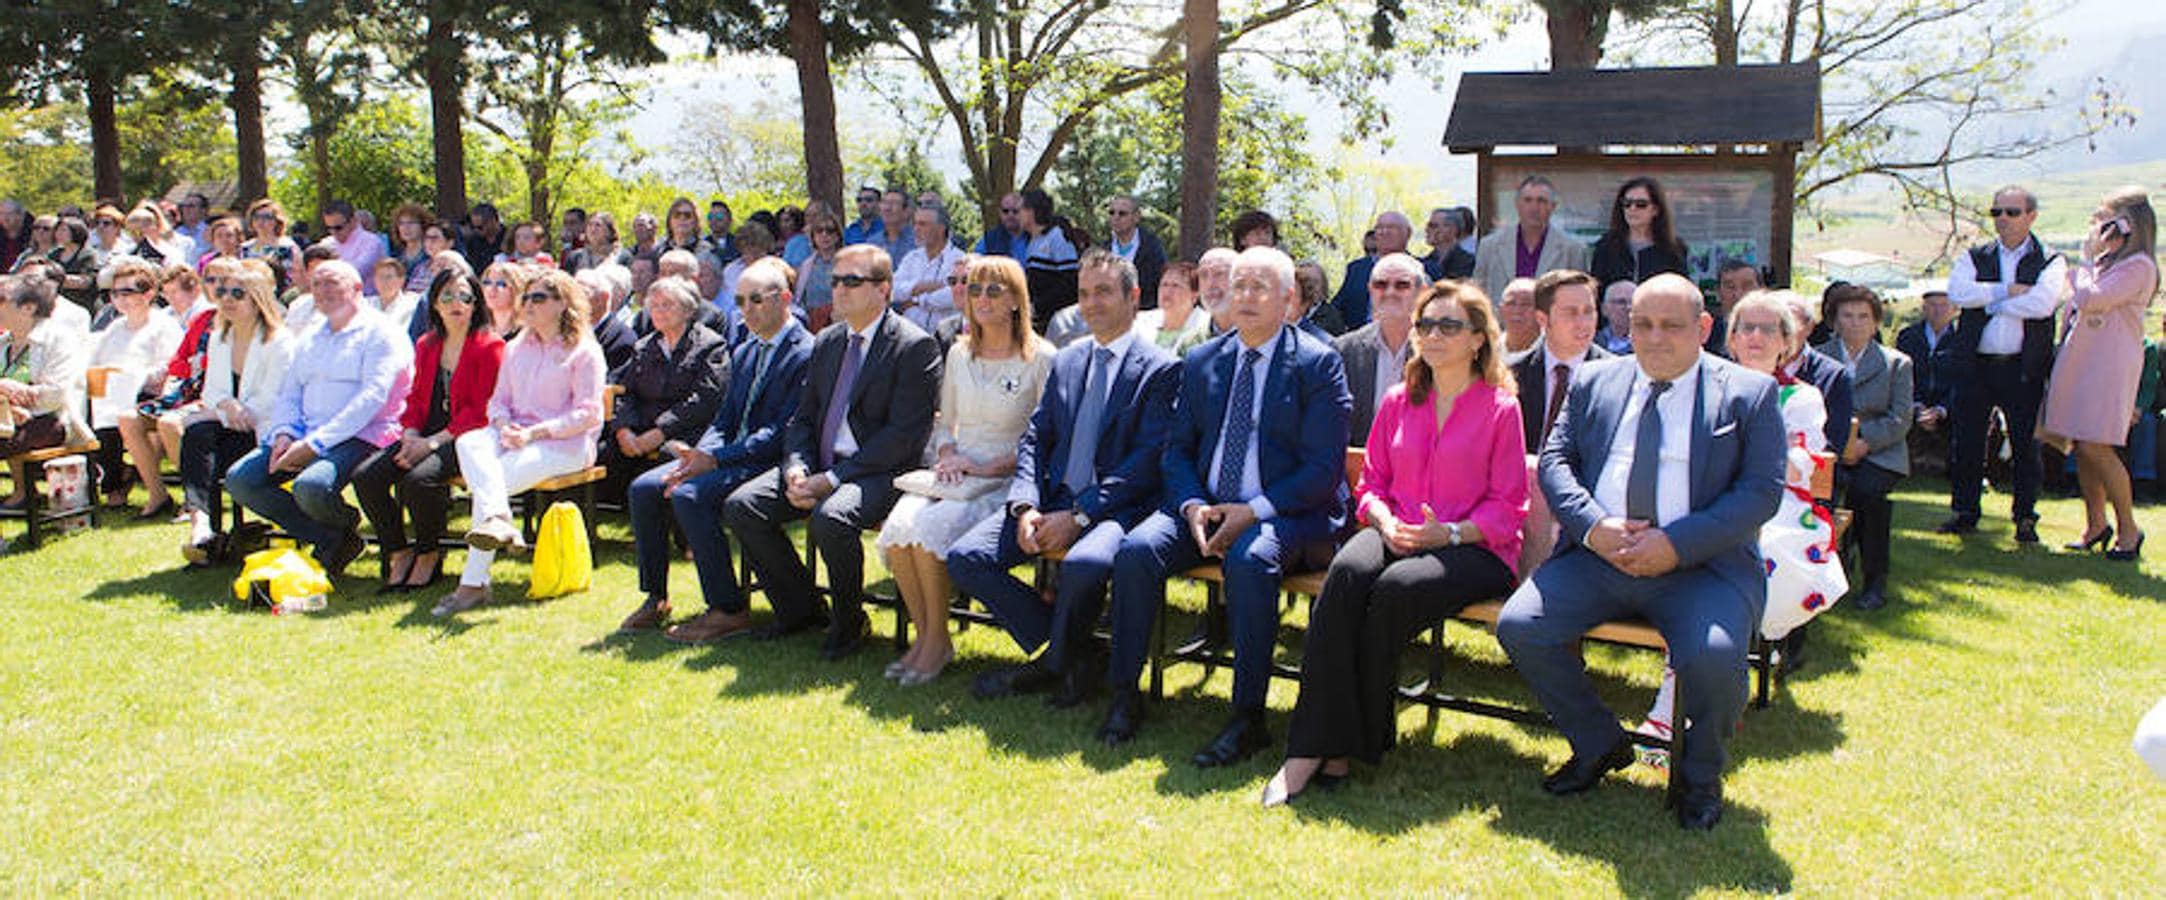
top-left (1373, 211), bottom-right (1411, 255)
top-left (1630, 273), bottom-right (1711, 380)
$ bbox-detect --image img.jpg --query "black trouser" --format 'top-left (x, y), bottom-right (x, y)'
top-left (1949, 356), bottom-right (2042, 522)
top-left (1284, 528), bottom-right (1516, 763)
top-left (91, 425), bottom-right (131, 494)
top-left (351, 441), bottom-right (460, 552)
top-left (178, 419), bottom-right (255, 529)
top-left (1841, 461), bottom-right (1902, 588)
top-left (723, 466), bottom-right (900, 630)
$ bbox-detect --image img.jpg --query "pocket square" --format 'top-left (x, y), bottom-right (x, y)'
top-left (1711, 422), bottom-right (1738, 437)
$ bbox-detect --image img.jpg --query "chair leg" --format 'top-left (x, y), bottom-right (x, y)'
top-left (1147, 592), bottom-right (1167, 701)
top-left (1752, 634), bottom-right (1773, 709)
top-left (1425, 624), bottom-right (1446, 733)
top-left (23, 470), bottom-right (43, 550)
top-left (580, 481), bottom-right (598, 563)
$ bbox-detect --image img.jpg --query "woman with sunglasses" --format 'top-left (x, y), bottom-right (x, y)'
top-left (120, 264), bottom-right (220, 519)
top-left (435, 270), bottom-right (606, 617)
top-left (663, 198), bottom-right (710, 259)
top-left (1590, 177), bottom-right (1689, 299)
top-left (240, 198), bottom-right (302, 293)
top-left (1264, 280), bottom-right (1527, 807)
top-left (353, 271), bottom-right (505, 592)
top-left (84, 259), bottom-right (183, 515)
top-left (478, 261), bottom-right (530, 340)
top-left (13, 215), bottom-right (56, 273)
top-left (177, 259), bottom-right (294, 564)
top-left (795, 212), bottom-right (843, 331)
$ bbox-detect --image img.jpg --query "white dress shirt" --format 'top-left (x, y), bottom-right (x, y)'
top-left (1945, 239), bottom-right (2067, 355)
top-left (890, 242), bottom-right (965, 332)
top-left (1202, 327), bottom-right (1288, 521)
top-left (1592, 359), bottom-right (1700, 530)
top-left (1543, 343), bottom-right (1592, 416)
top-left (1373, 333), bottom-right (1409, 416)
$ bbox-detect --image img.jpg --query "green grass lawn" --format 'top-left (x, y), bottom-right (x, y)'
top-left (3, 481), bottom-right (2162, 894)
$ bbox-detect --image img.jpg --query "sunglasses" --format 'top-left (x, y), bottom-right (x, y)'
top-left (1733, 320), bottom-right (1784, 337)
top-left (1989, 207), bottom-right (2028, 218)
top-left (1619, 198), bottom-right (1655, 210)
top-left (520, 290), bottom-right (557, 304)
top-left (481, 278), bottom-right (510, 289)
top-left (1369, 278), bottom-right (1419, 292)
top-left (945, 274), bottom-right (968, 286)
top-left (1000, 207), bottom-right (1020, 215)
top-left (1414, 315), bottom-right (1469, 337)
top-left (740, 287), bottom-right (782, 306)
top-left (251, 213), bottom-right (278, 222)
top-left (112, 284), bottom-right (151, 297)
top-left (437, 291), bottom-right (477, 306)
top-left (965, 283), bottom-right (1009, 297)
top-left (213, 286), bottom-right (248, 300)
top-left (832, 273), bottom-right (887, 289)
top-left (30, 225), bottom-right (50, 232)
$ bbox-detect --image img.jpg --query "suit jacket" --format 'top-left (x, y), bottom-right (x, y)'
top-left (1790, 347), bottom-right (1855, 455)
top-left (608, 322), bottom-right (728, 443)
top-left (1540, 354), bottom-right (1786, 601)
top-left (1118, 226), bottom-right (1168, 311)
top-left (1332, 256), bottom-right (1380, 330)
top-left (1473, 224), bottom-right (1591, 303)
top-left (783, 310), bottom-right (943, 484)
top-left (1009, 337), bottom-right (1181, 527)
top-left (698, 319), bottom-right (815, 480)
top-left (1815, 338), bottom-right (1915, 475)
top-left (1506, 342), bottom-right (1613, 452)
top-left (1422, 245), bottom-right (1476, 281)
top-left (1334, 322), bottom-right (1410, 447)
top-left (1894, 321), bottom-right (1955, 410)
top-left (1163, 327), bottom-right (1352, 543)
top-left (401, 329), bottom-right (506, 436)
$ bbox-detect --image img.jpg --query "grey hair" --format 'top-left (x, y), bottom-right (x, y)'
top-left (1233, 245), bottom-right (1297, 298)
top-left (644, 275), bottom-right (703, 318)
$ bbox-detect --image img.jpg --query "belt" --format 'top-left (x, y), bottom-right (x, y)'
top-left (1977, 352), bottom-right (2022, 362)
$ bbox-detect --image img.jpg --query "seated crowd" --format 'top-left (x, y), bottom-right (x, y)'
top-left (8, 175), bottom-right (2154, 832)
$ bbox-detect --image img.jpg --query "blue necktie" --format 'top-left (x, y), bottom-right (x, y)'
top-left (1626, 380), bottom-right (1672, 521)
top-left (737, 341), bottom-right (772, 438)
top-left (1217, 348), bottom-right (1263, 501)
top-left (1063, 347), bottom-right (1113, 495)
top-left (819, 334), bottom-right (865, 469)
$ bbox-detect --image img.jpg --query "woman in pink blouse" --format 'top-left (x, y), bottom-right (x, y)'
top-left (1265, 280), bottom-right (1528, 807)
top-left (434, 269), bottom-right (607, 616)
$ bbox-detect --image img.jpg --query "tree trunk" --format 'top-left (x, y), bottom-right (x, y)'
top-left (1545, 2), bottom-right (1606, 70)
top-left (786, 0), bottom-right (845, 216)
top-left (1712, 0), bottom-right (1739, 66)
top-left (87, 71), bottom-right (122, 204)
top-left (426, 5), bottom-right (468, 221)
top-left (230, 43), bottom-right (269, 206)
top-left (310, 130), bottom-right (333, 212)
top-left (1781, 0), bottom-right (1804, 63)
top-left (1176, 0), bottom-right (1220, 261)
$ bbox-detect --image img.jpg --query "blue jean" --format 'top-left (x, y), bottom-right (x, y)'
top-left (946, 510), bottom-right (1128, 672)
top-left (629, 460), bottom-right (760, 613)
top-left (225, 438), bottom-right (376, 559)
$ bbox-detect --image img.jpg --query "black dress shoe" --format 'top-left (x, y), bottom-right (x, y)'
top-left (1541, 738), bottom-right (1635, 796)
top-left (818, 613), bottom-right (869, 661)
top-left (2107, 530), bottom-right (2146, 562)
top-left (1935, 516), bottom-right (1978, 535)
top-left (1674, 779), bottom-right (1724, 830)
top-left (971, 659), bottom-right (1057, 700)
top-left (317, 528), bottom-right (367, 577)
top-left (1851, 581), bottom-right (1887, 611)
top-left (1046, 657), bottom-right (1103, 709)
top-left (751, 613), bottom-right (829, 641)
top-left (1192, 709), bottom-right (1270, 768)
top-left (2013, 517), bottom-right (2041, 545)
top-left (1097, 689), bottom-right (1143, 745)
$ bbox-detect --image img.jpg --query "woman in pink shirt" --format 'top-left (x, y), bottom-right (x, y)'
top-left (435, 269), bottom-right (606, 616)
top-left (1265, 280), bottom-right (1528, 806)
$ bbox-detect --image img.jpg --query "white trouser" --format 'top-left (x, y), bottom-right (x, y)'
top-left (455, 427), bottom-right (588, 586)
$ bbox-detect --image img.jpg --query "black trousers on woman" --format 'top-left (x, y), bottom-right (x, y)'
top-left (177, 419), bottom-right (255, 529)
top-left (351, 441), bottom-right (460, 553)
top-left (1841, 461), bottom-right (1902, 590)
top-left (90, 426), bottom-right (131, 495)
top-left (1284, 527), bottom-right (1517, 763)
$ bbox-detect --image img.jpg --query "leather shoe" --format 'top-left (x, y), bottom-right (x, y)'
top-left (1542, 738), bottom-right (1635, 795)
top-left (971, 658), bottom-right (1057, 700)
top-left (1851, 581), bottom-right (1887, 611)
top-left (317, 528), bottom-right (367, 578)
top-left (750, 613), bottom-right (829, 641)
top-left (666, 607), bottom-right (758, 643)
top-left (2013, 517), bottom-right (2041, 545)
top-left (1191, 709), bottom-right (1270, 768)
top-left (1934, 515), bottom-right (1977, 535)
top-left (1096, 689), bottom-right (1143, 745)
top-left (615, 598), bottom-right (672, 634)
top-left (1674, 779), bottom-right (1724, 830)
top-left (818, 612), bottom-right (869, 661)
top-left (1046, 657), bottom-right (1103, 709)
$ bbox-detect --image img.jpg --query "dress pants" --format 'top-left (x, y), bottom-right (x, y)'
top-left (1949, 357), bottom-right (2042, 522)
top-left (454, 427), bottom-right (590, 587)
top-left (1495, 550), bottom-right (1756, 787)
top-left (724, 466), bottom-right (900, 629)
top-left (628, 459), bottom-right (758, 613)
top-left (224, 437), bottom-right (376, 558)
top-left (351, 440), bottom-right (459, 552)
top-left (945, 511), bottom-right (1127, 672)
top-left (1284, 529), bottom-right (1515, 763)
top-left (1840, 461), bottom-right (1902, 587)
top-left (1106, 511), bottom-right (1334, 709)
top-left (178, 420), bottom-right (255, 527)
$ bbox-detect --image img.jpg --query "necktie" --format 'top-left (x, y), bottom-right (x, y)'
top-left (819, 334), bottom-right (865, 469)
top-left (1063, 347), bottom-right (1113, 494)
top-left (1543, 362), bottom-right (1570, 440)
top-left (1216, 348), bottom-right (1263, 501)
top-left (1625, 380), bottom-right (1672, 522)
top-left (737, 341), bottom-right (772, 437)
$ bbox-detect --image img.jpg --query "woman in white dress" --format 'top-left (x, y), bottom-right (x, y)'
top-left (876, 256), bottom-right (1054, 685)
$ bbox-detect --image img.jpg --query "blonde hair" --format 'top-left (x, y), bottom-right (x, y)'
top-left (1404, 281), bottom-right (1515, 402)
top-left (958, 255), bottom-right (1040, 361)
top-left (520, 269), bottom-right (591, 348)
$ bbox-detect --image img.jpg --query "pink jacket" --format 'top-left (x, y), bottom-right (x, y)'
top-left (1358, 380), bottom-right (1529, 575)
top-left (489, 333), bottom-right (606, 462)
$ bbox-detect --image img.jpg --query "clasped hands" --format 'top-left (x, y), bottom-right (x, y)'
top-left (1185, 502), bottom-right (1259, 557)
top-left (1587, 516), bottom-right (1680, 578)
top-left (1368, 503), bottom-right (1456, 555)
top-left (1016, 507), bottom-right (1082, 555)
top-left (784, 466), bottom-right (836, 510)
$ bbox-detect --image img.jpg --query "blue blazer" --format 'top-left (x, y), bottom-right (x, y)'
top-left (1010, 337), bottom-right (1181, 527)
top-left (1539, 354), bottom-right (1786, 601)
top-left (1163, 327), bottom-right (1351, 543)
top-left (697, 320), bottom-right (815, 482)
top-left (1790, 347), bottom-right (1855, 454)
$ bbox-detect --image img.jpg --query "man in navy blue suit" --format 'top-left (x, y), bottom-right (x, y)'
top-left (1496, 274), bottom-right (1786, 831)
top-left (613, 260), bottom-right (816, 640)
top-left (947, 249), bottom-right (1181, 706)
top-left (1098, 246), bottom-right (1352, 767)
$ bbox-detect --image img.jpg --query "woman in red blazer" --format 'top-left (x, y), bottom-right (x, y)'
top-left (353, 271), bottom-right (507, 592)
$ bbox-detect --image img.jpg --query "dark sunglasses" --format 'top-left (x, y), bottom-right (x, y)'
top-left (1414, 315), bottom-right (1469, 337)
top-left (437, 291), bottom-right (477, 306)
top-left (251, 212), bottom-right (278, 222)
top-left (213, 286), bottom-right (248, 300)
top-left (965, 283), bottom-right (1009, 297)
top-left (112, 284), bottom-right (151, 297)
top-left (832, 273), bottom-right (887, 289)
top-left (1619, 198), bottom-right (1654, 210)
top-left (1989, 207), bottom-right (2028, 218)
top-left (1369, 278), bottom-right (1419, 292)
top-left (1732, 320), bottom-right (1784, 337)
top-left (740, 288), bottom-right (782, 306)
top-left (520, 290), bottom-right (557, 304)
top-left (481, 278), bottom-right (510, 289)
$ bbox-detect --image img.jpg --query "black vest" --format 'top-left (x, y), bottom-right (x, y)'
top-left (1953, 237), bottom-right (2058, 380)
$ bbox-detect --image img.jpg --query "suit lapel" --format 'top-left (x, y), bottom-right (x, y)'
top-left (1854, 342), bottom-right (1885, 392)
top-left (1692, 360), bottom-right (1719, 507)
top-left (845, 314), bottom-right (890, 410)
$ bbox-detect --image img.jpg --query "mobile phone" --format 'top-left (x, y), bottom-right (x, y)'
top-left (2100, 218), bottom-right (2131, 238)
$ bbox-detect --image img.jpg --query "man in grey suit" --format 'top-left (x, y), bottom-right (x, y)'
top-left (1505, 269), bottom-right (1611, 452)
top-left (1333, 252), bottom-right (1423, 446)
top-left (1472, 174), bottom-right (1592, 302)
top-left (1496, 274), bottom-right (1786, 831)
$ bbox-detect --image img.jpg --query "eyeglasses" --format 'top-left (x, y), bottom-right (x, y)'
top-left (965, 283), bottom-right (1009, 297)
top-left (1733, 320), bottom-right (1785, 337)
top-left (251, 213), bottom-right (278, 222)
top-left (112, 284), bottom-right (151, 297)
top-left (1000, 207), bottom-right (1021, 215)
top-left (832, 273), bottom-right (888, 289)
top-left (945, 274), bottom-right (968, 286)
top-left (1414, 315), bottom-right (1469, 337)
top-left (1369, 278), bottom-right (1419, 292)
top-left (1619, 198), bottom-right (1654, 210)
top-left (740, 287), bottom-right (783, 306)
top-left (30, 225), bottom-right (49, 232)
top-left (520, 290), bottom-right (558, 304)
top-left (481, 278), bottom-right (510, 289)
top-left (437, 291), bottom-right (477, 306)
top-left (1989, 207), bottom-right (2028, 218)
top-left (213, 286), bottom-right (248, 300)
top-left (1105, 207), bottom-right (1135, 217)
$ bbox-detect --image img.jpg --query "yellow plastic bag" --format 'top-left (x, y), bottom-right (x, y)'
top-left (527, 501), bottom-right (592, 600)
top-left (231, 548), bottom-right (332, 608)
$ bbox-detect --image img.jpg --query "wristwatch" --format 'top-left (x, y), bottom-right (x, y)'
top-left (1073, 509), bottom-right (1092, 529)
top-left (1446, 521), bottom-right (1463, 547)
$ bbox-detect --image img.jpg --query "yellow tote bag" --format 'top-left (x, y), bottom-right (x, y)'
top-left (527, 501), bottom-right (592, 600)
top-left (231, 548), bottom-right (332, 607)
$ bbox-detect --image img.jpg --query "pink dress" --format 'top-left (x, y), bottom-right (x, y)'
top-left (2041, 254), bottom-right (2158, 448)
top-left (1357, 380), bottom-right (1528, 576)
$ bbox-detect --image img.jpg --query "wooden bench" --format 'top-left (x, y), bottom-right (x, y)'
top-left (2, 440), bottom-right (102, 550)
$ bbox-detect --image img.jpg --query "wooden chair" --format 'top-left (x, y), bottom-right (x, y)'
top-left (1, 441), bottom-right (101, 550)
